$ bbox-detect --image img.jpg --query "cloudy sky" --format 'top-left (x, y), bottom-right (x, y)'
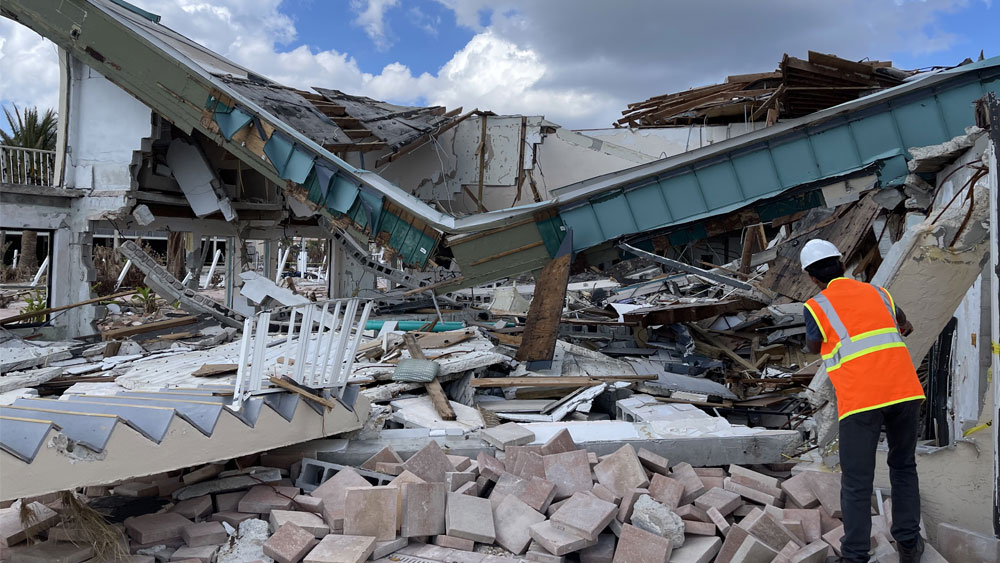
top-left (0, 0), bottom-right (997, 129)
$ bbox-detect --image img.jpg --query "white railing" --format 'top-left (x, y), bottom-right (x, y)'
top-left (230, 298), bottom-right (374, 410)
top-left (0, 145), bottom-right (56, 186)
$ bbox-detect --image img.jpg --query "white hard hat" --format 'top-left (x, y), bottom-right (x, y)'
top-left (800, 239), bottom-right (842, 270)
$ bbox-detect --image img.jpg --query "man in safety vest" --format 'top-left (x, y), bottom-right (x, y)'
top-left (800, 239), bottom-right (925, 563)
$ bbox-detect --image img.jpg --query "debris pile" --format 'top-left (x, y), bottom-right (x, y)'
top-left (0, 425), bottom-right (945, 562)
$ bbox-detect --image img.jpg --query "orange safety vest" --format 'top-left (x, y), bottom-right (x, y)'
top-left (804, 278), bottom-right (925, 420)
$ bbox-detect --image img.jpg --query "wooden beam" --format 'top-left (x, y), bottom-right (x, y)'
top-left (101, 315), bottom-right (198, 341)
top-left (462, 186), bottom-right (488, 213)
top-left (687, 322), bottom-right (759, 373)
top-left (0, 289), bottom-right (135, 326)
top-left (515, 232), bottom-right (573, 369)
top-left (403, 333), bottom-right (456, 421)
top-left (472, 375), bottom-right (657, 388)
top-left (268, 376), bottom-right (338, 410)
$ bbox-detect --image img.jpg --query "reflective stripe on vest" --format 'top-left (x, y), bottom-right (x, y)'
top-left (811, 289), bottom-right (905, 373)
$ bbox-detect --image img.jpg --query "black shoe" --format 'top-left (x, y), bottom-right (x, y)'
top-left (898, 536), bottom-right (925, 563)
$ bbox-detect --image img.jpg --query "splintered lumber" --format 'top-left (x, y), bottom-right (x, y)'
top-left (0, 289), bottom-right (134, 325)
top-left (515, 231), bottom-right (573, 369)
top-left (268, 376), bottom-right (337, 410)
top-left (192, 364), bottom-right (239, 377)
top-left (687, 322), bottom-right (759, 373)
top-left (101, 315), bottom-right (198, 341)
top-left (403, 333), bottom-right (457, 421)
top-left (471, 375), bottom-right (657, 388)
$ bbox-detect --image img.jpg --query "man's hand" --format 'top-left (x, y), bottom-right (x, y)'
top-left (899, 320), bottom-right (914, 337)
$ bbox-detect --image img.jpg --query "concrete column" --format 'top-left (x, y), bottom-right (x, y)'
top-left (50, 224), bottom-right (96, 338)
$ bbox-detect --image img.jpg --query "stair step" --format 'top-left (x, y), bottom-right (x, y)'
top-left (0, 415), bottom-right (59, 462)
top-left (0, 406), bottom-right (118, 453)
top-left (14, 398), bottom-right (175, 443)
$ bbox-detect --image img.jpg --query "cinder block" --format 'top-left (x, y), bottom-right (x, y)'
top-left (493, 495), bottom-right (546, 554)
top-left (594, 445), bottom-right (649, 498)
top-left (343, 486), bottom-right (397, 541)
top-left (611, 523), bottom-right (672, 563)
top-left (263, 522), bottom-right (317, 563)
top-left (550, 492), bottom-right (617, 541)
top-left (444, 492), bottom-right (495, 543)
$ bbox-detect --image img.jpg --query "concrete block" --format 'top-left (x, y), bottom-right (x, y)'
top-left (693, 468), bottom-right (726, 478)
top-left (180, 521), bottom-right (227, 547)
top-left (618, 488), bottom-right (650, 522)
top-left (781, 509), bottom-right (822, 544)
top-left (729, 474), bottom-right (784, 501)
top-left (292, 495), bottom-right (323, 514)
top-left (529, 520), bottom-right (597, 556)
top-left (693, 487), bottom-right (741, 516)
top-left (303, 535), bottom-right (376, 563)
top-left (214, 492), bottom-right (244, 513)
top-left (209, 511), bottom-right (254, 527)
top-left (477, 452), bottom-right (507, 481)
top-left (540, 429), bottom-right (577, 455)
top-left (803, 472), bottom-right (841, 518)
top-left (375, 462), bottom-right (404, 475)
top-left (0, 502), bottom-right (60, 545)
top-left (782, 519), bottom-right (807, 546)
top-left (445, 492), bottom-right (495, 543)
top-left (729, 534), bottom-right (778, 563)
top-left (387, 470), bottom-right (427, 531)
top-left (493, 495), bottom-right (546, 554)
top-left (372, 537), bottom-right (408, 559)
top-left (171, 496), bottom-right (214, 521)
top-left (670, 463), bottom-right (706, 505)
top-left (820, 525), bottom-right (844, 556)
top-left (543, 449), bottom-right (594, 500)
top-left (743, 510), bottom-right (800, 552)
top-left (579, 534), bottom-right (616, 563)
top-left (772, 541), bottom-right (799, 563)
top-left (433, 534), bottom-right (475, 551)
top-left (636, 448), bottom-right (670, 475)
top-left (262, 522), bottom-right (317, 563)
top-left (343, 486), bottom-right (397, 541)
top-left (445, 471), bottom-right (476, 492)
top-left (403, 441), bottom-right (455, 483)
top-left (699, 476), bottom-right (725, 491)
top-left (170, 545), bottom-right (218, 562)
top-left (446, 455), bottom-right (472, 472)
top-left (182, 464), bottom-right (225, 486)
top-left (674, 504), bottom-right (710, 523)
top-left (269, 510), bottom-right (329, 538)
top-left (706, 507), bottom-right (730, 536)
top-left (669, 535), bottom-right (721, 563)
top-left (714, 524), bottom-right (749, 563)
top-left (514, 451), bottom-right (546, 480)
top-left (779, 473), bottom-right (819, 509)
top-left (592, 484), bottom-right (621, 506)
top-left (594, 445), bottom-right (650, 498)
top-left (527, 541), bottom-right (567, 563)
top-left (238, 485), bottom-right (299, 515)
top-left (360, 446), bottom-right (403, 471)
top-left (125, 512), bottom-right (193, 544)
top-left (684, 520), bottom-right (717, 536)
top-left (400, 482), bottom-right (446, 538)
top-left (482, 422), bottom-right (535, 450)
top-left (787, 541), bottom-right (829, 563)
top-left (551, 492), bottom-right (618, 541)
top-left (454, 482), bottom-right (477, 496)
top-left (114, 482), bottom-right (161, 498)
top-left (630, 495), bottom-right (685, 547)
top-left (727, 465), bottom-right (780, 489)
top-left (936, 522), bottom-right (1000, 563)
top-left (612, 523), bottom-right (672, 563)
top-left (723, 478), bottom-right (780, 506)
top-left (8, 540), bottom-right (93, 563)
top-left (310, 467), bottom-right (370, 530)
top-left (648, 474), bottom-right (684, 510)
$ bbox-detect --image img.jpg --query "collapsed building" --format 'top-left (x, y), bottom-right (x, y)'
top-left (0, 1), bottom-right (998, 562)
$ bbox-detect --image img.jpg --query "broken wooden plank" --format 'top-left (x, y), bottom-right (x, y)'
top-left (403, 333), bottom-right (457, 421)
top-left (0, 289), bottom-right (135, 325)
top-left (515, 231), bottom-right (573, 369)
top-left (687, 322), bottom-right (759, 373)
top-left (101, 316), bottom-right (198, 341)
top-left (268, 376), bottom-right (337, 410)
top-left (471, 375), bottom-right (657, 388)
top-left (192, 363), bottom-right (239, 377)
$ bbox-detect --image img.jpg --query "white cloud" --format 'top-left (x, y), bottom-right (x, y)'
top-left (0, 0), bottom-right (982, 133)
top-left (350, 0), bottom-right (399, 51)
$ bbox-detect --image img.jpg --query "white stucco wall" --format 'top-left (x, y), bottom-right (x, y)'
top-left (581, 123), bottom-right (768, 159)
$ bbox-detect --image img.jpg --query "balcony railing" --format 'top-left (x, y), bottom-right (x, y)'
top-left (0, 145), bottom-right (56, 186)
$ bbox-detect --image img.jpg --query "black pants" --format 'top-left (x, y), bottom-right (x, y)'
top-left (838, 399), bottom-right (922, 562)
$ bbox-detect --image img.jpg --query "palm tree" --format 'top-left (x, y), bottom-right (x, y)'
top-left (2, 104), bottom-right (58, 272)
